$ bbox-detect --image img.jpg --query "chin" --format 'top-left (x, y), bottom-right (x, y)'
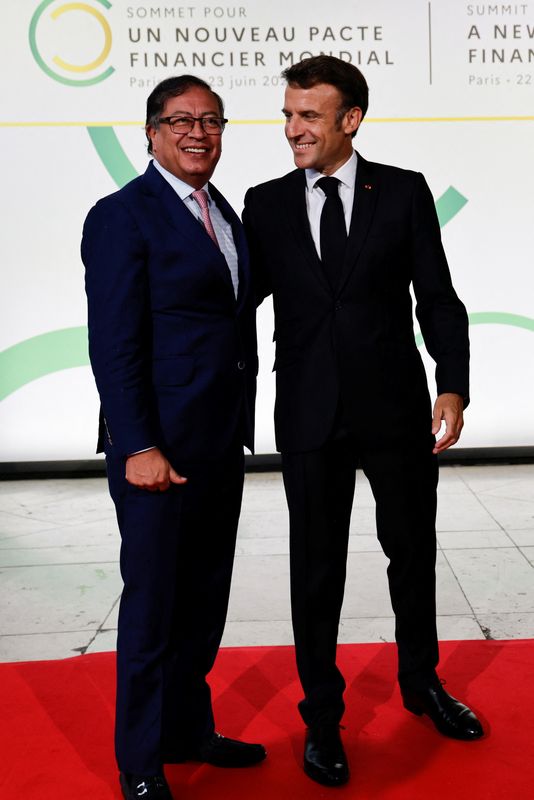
top-left (293, 153), bottom-right (313, 169)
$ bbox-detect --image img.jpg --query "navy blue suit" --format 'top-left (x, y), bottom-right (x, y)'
top-left (82, 161), bottom-right (257, 774)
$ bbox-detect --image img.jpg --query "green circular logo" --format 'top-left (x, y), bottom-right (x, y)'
top-left (29, 0), bottom-right (114, 87)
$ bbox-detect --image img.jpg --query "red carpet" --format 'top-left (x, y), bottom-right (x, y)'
top-left (1, 640), bottom-right (531, 799)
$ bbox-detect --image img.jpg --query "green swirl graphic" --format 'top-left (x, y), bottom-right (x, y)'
top-left (87, 127), bottom-right (138, 187)
top-left (435, 186), bottom-right (468, 227)
top-left (413, 312), bottom-right (534, 348)
top-left (0, 327), bottom-right (88, 401)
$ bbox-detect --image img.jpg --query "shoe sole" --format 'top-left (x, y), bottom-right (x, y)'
top-left (303, 761), bottom-right (350, 787)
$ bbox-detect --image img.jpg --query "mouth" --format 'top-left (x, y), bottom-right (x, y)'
top-left (182, 146), bottom-right (209, 154)
top-left (292, 142), bottom-right (315, 151)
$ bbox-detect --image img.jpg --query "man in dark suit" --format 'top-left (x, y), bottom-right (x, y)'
top-left (82, 75), bottom-right (265, 800)
top-left (243, 56), bottom-right (483, 788)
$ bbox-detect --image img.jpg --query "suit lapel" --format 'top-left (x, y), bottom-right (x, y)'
top-left (282, 170), bottom-right (331, 293)
top-left (142, 163), bottom-right (235, 298)
top-left (338, 154), bottom-right (379, 294)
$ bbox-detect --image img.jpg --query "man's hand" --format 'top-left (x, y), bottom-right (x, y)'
top-left (431, 393), bottom-right (464, 454)
top-left (125, 447), bottom-right (187, 491)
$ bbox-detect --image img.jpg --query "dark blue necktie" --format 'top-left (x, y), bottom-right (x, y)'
top-left (316, 176), bottom-right (347, 290)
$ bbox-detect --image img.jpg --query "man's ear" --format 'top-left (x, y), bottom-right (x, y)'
top-left (146, 124), bottom-right (157, 152)
top-left (344, 106), bottom-right (363, 136)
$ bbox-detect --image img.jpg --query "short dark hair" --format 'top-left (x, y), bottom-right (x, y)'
top-left (282, 55), bottom-right (369, 134)
top-left (145, 75), bottom-right (225, 154)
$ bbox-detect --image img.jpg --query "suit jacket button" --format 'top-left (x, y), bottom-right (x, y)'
top-left (335, 301), bottom-right (343, 311)
top-left (237, 360), bottom-right (246, 370)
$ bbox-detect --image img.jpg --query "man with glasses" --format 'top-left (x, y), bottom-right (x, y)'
top-left (82, 75), bottom-right (264, 800)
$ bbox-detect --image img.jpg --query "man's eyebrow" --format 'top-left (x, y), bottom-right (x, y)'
top-left (282, 107), bottom-right (320, 115)
top-left (165, 110), bottom-right (220, 116)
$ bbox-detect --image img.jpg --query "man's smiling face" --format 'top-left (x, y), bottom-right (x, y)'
top-left (283, 83), bottom-right (362, 175)
top-left (147, 86), bottom-right (222, 188)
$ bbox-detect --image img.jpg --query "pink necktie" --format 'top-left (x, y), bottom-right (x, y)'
top-left (191, 189), bottom-right (219, 248)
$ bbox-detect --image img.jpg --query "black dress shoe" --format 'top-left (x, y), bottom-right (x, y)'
top-left (303, 725), bottom-right (349, 787)
top-left (165, 732), bottom-right (266, 767)
top-left (119, 772), bottom-right (173, 799)
top-left (197, 732), bottom-right (266, 767)
top-left (401, 680), bottom-right (484, 740)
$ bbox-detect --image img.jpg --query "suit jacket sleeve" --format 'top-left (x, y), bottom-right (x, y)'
top-left (411, 173), bottom-right (470, 407)
top-left (242, 187), bottom-right (273, 306)
top-left (82, 196), bottom-right (157, 456)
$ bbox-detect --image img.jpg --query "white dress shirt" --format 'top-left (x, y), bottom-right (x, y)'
top-left (305, 150), bottom-right (358, 260)
top-left (153, 158), bottom-right (239, 298)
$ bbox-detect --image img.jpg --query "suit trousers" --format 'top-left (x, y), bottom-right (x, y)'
top-left (282, 428), bottom-right (440, 728)
top-left (106, 442), bottom-right (245, 775)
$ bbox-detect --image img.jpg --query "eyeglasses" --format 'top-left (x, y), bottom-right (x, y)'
top-left (158, 115), bottom-right (228, 135)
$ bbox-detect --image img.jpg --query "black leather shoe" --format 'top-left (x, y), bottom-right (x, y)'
top-left (165, 732), bottom-right (266, 767)
top-left (119, 772), bottom-right (173, 799)
top-left (303, 725), bottom-right (349, 787)
top-left (197, 732), bottom-right (266, 767)
top-left (401, 680), bottom-right (484, 740)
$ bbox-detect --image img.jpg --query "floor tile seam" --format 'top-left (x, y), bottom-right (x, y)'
top-left (42, 515), bottom-right (117, 527)
top-left (0, 560), bottom-right (119, 570)
top-left (471, 604), bottom-right (534, 616)
top-left (0, 548), bottom-right (118, 557)
top-left (340, 614), bottom-right (395, 620)
top-left (0, 508), bottom-right (83, 524)
top-left (437, 527), bottom-right (515, 533)
top-left (458, 480), bottom-right (532, 494)
top-left (444, 544), bottom-right (534, 561)
top-left (474, 610), bottom-right (534, 616)
top-left (0, 540), bottom-right (118, 549)
top-left (342, 612), bottom-right (478, 620)
top-left (452, 466), bottom-right (517, 542)
top-left (99, 594), bottom-right (121, 631)
top-left (0, 529), bottom-right (57, 545)
top-left (437, 546), bottom-right (478, 621)
top-left (438, 544), bottom-right (527, 551)
top-left (517, 547), bottom-right (534, 570)
top-left (238, 547), bottom-right (385, 554)
top-left (0, 511), bottom-right (115, 530)
top-left (477, 492), bottom-right (534, 504)
top-left (77, 595), bottom-right (122, 653)
top-left (0, 628), bottom-right (102, 639)
top-left (79, 629), bottom-right (104, 655)
top-left (228, 615), bottom-right (396, 622)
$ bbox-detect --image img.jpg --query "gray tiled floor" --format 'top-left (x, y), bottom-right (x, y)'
top-left (0, 464), bottom-right (533, 663)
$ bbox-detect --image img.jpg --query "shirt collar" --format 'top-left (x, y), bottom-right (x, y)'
top-left (305, 150), bottom-right (358, 193)
top-left (152, 158), bottom-right (211, 201)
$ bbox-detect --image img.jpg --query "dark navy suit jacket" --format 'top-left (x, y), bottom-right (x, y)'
top-left (82, 161), bottom-right (257, 464)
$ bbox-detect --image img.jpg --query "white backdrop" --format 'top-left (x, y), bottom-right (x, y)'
top-left (1, 0), bottom-right (533, 460)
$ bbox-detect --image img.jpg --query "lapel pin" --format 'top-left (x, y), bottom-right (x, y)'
top-left (364, 184), bottom-right (372, 190)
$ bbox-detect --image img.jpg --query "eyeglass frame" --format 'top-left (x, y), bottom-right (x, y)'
top-left (157, 115), bottom-right (228, 135)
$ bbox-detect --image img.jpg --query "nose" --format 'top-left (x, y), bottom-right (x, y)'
top-left (188, 119), bottom-right (207, 138)
top-left (285, 116), bottom-right (303, 139)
